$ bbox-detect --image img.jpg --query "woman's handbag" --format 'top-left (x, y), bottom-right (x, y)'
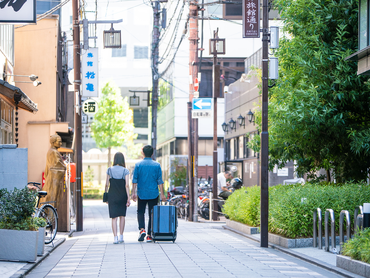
top-left (103, 192), bottom-right (108, 202)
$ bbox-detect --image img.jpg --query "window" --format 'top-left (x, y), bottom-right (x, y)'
top-left (134, 46), bottom-right (149, 59)
top-left (223, 2), bottom-right (243, 19)
top-left (0, 99), bottom-right (14, 144)
top-left (112, 45), bottom-right (127, 57)
top-left (234, 137), bottom-right (239, 160)
top-left (360, 0), bottom-right (368, 50)
top-left (236, 62), bottom-right (245, 68)
top-left (136, 134), bottom-right (148, 140)
top-left (133, 108), bottom-right (148, 128)
top-left (243, 136), bottom-right (249, 158)
top-left (0, 25), bottom-right (14, 64)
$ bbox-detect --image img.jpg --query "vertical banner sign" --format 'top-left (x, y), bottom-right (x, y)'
top-left (242, 0), bottom-right (260, 38)
top-left (82, 48), bottom-right (99, 97)
top-left (0, 0), bottom-right (36, 23)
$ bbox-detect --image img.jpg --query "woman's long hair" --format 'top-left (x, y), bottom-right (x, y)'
top-left (113, 152), bottom-right (126, 167)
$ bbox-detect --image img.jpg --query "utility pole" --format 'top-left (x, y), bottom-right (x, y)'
top-left (260, 0), bottom-right (269, 247)
top-left (72, 0), bottom-right (83, 231)
top-left (211, 30), bottom-right (220, 221)
top-left (188, 0), bottom-right (199, 222)
top-left (151, 0), bottom-right (161, 160)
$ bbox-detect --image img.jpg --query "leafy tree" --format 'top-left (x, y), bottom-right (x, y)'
top-left (91, 82), bottom-right (135, 166)
top-left (249, 0), bottom-right (370, 182)
top-left (158, 80), bottom-right (171, 110)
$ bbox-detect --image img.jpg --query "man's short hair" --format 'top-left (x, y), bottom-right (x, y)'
top-left (50, 134), bottom-right (61, 144)
top-left (225, 171), bottom-right (232, 175)
top-left (143, 145), bottom-right (154, 157)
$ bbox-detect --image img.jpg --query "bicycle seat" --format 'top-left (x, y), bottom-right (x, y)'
top-left (38, 191), bottom-right (47, 197)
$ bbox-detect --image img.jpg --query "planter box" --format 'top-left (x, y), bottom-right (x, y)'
top-left (225, 219), bottom-right (342, 249)
top-left (37, 227), bottom-right (45, 256)
top-left (337, 255), bottom-right (370, 278)
top-left (225, 219), bottom-right (260, 234)
top-left (0, 229), bottom-right (39, 262)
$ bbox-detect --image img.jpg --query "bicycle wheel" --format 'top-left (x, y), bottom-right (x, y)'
top-left (36, 204), bottom-right (58, 244)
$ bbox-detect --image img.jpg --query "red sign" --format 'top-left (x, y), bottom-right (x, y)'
top-left (242, 0), bottom-right (260, 38)
top-left (194, 78), bottom-right (199, 92)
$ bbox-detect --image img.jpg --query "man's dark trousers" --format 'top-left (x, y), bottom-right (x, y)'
top-left (137, 196), bottom-right (158, 236)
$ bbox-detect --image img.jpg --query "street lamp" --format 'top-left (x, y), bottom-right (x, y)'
top-left (237, 114), bottom-right (245, 128)
top-left (103, 24), bottom-right (121, 48)
top-left (221, 122), bottom-right (228, 133)
top-left (247, 109), bottom-right (254, 124)
top-left (229, 118), bottom-right (236, 131)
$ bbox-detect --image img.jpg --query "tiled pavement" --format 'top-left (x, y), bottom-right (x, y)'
top-left (23, 200), bottom-right (360, 278)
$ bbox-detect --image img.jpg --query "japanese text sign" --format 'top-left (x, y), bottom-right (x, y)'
top-left (82, 99), bottom-right (98, 115)
top-left (0, 0), bottom-right (36, 23)
top-left (242, 0), bottom-right (260, 38)
top-left (82, 48), bottom-right (99, 97)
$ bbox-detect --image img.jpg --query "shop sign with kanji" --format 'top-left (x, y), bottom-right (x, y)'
top-left (82, 99), bottom-right (98, 115)
top-left (82, 48), bottom-right (99, 97)
top-left (242, 0), bottom-right (260, 38)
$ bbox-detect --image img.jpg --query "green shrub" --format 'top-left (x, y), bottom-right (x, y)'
top-left (0, 187), bottom-right (46, 231)
top-left (223, 186), bottom-right (260, 227)
top-left (223, 182), bottom-right (370, 238)
top-left (342, 228), bottom-right (370, 264)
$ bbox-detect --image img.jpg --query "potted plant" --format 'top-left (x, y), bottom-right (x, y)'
top-left (0, 187), bottom-right (46, 262)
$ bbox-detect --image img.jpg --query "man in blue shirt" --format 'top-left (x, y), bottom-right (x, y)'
top-left (132, 145), bottom-right (166, 242)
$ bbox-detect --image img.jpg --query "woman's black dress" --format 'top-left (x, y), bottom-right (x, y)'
top-left (108, 168), bottom-right (128, 218)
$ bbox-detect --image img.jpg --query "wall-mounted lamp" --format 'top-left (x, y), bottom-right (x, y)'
top-left (221, 122), bottom-right (228, 133)
top-left (237, 114), bottom-right (245, 128)
top-left (247, 109), bottom-right (255, 125)
top-left (229, 118), bottom-right (236, 131)
top-left (4, 74), bottom-right (42, 87)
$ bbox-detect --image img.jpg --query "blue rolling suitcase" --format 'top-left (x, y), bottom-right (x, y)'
top-left (151, 204), bottom-right (177, 243)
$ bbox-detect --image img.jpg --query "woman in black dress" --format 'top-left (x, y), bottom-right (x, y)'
top-left (105, 152), bottom-right (130, 244)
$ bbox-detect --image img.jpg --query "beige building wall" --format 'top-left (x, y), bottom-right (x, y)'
top-left (15, 16), bottom-right (68, 183)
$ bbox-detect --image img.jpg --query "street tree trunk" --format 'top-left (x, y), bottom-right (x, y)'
top-left (326, 169), bottom-right (331, 182)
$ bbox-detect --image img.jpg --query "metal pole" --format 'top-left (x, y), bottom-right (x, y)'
top-left (187, 102), bottom-right (193, 221)
top-left (260, 0), bottom-right (269, 247)
top-left (72, 0), bottom-right (83, 231)
top-left (212, 31), bottom-right (219, 221)
top-left (151, 1), bottom-right (160, 159)
top-left (188, 0), bottom-right (199, 222)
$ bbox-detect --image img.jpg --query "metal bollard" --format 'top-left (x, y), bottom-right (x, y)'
top-left (325, 209), bottom-right (336, 253)
top-left (355, 214), bottom-right (363, 235)
top-left (209, 192), bottom-right (213, 221)
top-left (339, 210), bottom-right (351, 253)
top-left (313, 208), bottom-right (322, 249)
top-left (354, 205), bottom-right (363, 232)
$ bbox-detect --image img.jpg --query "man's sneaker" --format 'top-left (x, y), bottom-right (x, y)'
top-left (146, 235), bottom-right (153, 243)
top-left (118, 235), bottom-right (124, 243)
top-left (138, 230), bottom-right (146, 242)
top-left (113, 236), bottom-right (118, 244)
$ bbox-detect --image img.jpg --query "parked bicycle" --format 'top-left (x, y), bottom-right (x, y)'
top-left (28, 182), bottom-right (58, 244)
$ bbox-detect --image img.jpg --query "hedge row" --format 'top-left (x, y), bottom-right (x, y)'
top-left (223, 183), bottom-right (370, 238)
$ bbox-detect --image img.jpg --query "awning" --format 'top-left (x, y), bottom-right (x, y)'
top-left (0, 79), bottom-right (38, 113)
top-left (345, 45), bottom-right (370, 61)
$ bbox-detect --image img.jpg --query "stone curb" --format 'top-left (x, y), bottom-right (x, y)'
top-left (223, 225), bottom-right (356, 278)
top-left (337, 255), bottom-right (370, 278)
top-left (10, 237), bottom-right (66, 278)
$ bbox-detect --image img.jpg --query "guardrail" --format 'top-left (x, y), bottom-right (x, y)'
top-left (313, 208), bottom-right (322, 249)
top-left (339, 210), bottom-right (351, 253)
top-left (325, 209), bottom-right (337, 253)
top-left (355, 214), bottom-right (363, 234)
top-left (354, 205), bottom-right (363, 234)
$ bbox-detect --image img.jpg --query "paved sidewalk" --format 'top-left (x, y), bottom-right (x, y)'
top-left (19, 200), bottom-right (361, 278)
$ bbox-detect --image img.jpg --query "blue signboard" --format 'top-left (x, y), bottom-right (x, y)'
top-left (192, 98), bottom-right (212, 110)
